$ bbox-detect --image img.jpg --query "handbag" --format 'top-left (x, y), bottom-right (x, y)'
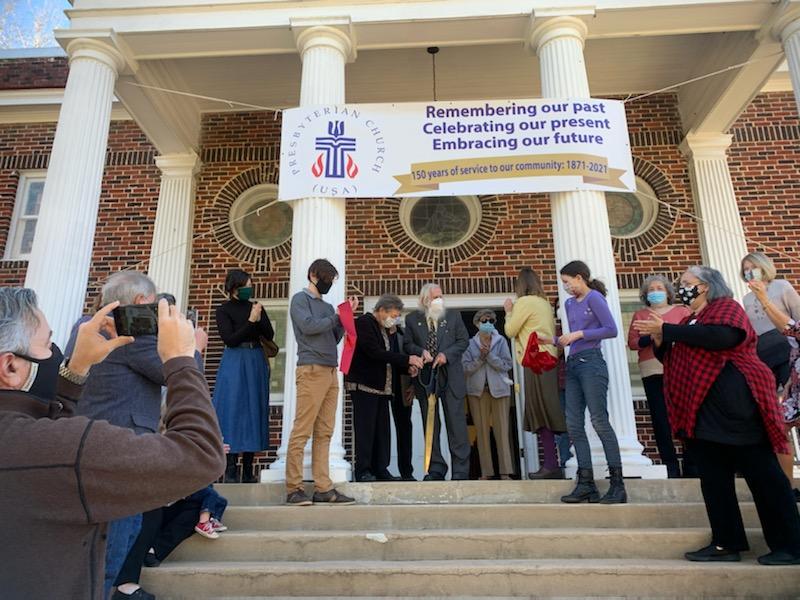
top-left (521, 331), bottom-right (558, 374)
top-left (259, 337), bottom-right (279, 361)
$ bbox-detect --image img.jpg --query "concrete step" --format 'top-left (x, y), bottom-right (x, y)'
top-left (216, 479), bottom-right (760, 506)
top-left (220, 502), bottom-right (759, 531)
top-left (140, 558), bottom-right (800, 599)
top-left (166, 527), bottom-right (769, 562)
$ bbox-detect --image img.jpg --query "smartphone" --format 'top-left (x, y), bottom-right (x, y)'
top-left (186, 307), bottom-right (198, 328)
top-left (113, 304), bottom-right (158, 336)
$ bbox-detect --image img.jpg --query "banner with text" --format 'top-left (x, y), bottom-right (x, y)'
top-left (278, 98), bottom-right (635, 200)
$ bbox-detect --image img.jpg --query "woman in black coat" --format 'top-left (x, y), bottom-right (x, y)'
top-left (346, 294), bottom-right (424, 482)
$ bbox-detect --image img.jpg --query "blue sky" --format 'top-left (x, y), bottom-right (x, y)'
top-left (2, 0), bottom-right (70, 48)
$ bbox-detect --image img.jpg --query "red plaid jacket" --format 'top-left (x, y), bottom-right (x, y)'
top-left (662, 297), bottom-right (788, 454)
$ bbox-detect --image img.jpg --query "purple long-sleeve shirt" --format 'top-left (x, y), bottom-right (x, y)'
top-left (560, 289), bottom-right (618, 355)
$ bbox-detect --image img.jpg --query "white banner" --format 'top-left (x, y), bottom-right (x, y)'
top-left (278, 98), bottom-right (635, 200)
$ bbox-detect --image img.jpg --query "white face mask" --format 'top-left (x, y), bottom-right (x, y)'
top-left (428, 297), bottom-right (445, 320)
top-left (382, 316), bottom-right (397, 329)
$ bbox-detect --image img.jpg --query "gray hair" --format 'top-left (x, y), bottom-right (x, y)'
top-left (101, 271), bottom-right (157, 305)
top-left (639, 275), bottom-right (676, 306)
top-left (473, 309), bottom-right (497, 326)
top-left (0, 288), bottom-right (40, 354)
top-left (740, 251), bottom-right (777, 283)
top-left (417, 283), bottom-right (441, 309)
top-left (374, 294), bottom-right (404, 312)
top-left (686, 266), bottom-right (733, 302)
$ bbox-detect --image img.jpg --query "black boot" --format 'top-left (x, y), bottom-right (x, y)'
top-left (224, 453), bottom-right (239, 483)
top-left (560, 467), bottom-right (600, 503)
top-left (242, 452), bottom-right (258, 484)
top-left (599, 466), bottom-right (628, 504)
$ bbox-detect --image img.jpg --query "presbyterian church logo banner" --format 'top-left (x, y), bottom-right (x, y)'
top-left (278, 98), bottom-right (635, 200)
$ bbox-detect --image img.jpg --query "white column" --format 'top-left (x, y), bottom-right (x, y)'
top-left (776, 9), bottom-right (800, 116)
top-left (24, 38), bottom-right (125, 347)
top-left (263, 26), bottom-right (353, 483)
top-left (679, 134), bottom-right (749, 299)
top-left (530, 17), bottom-right (661, 477)
top-left (147, 153), bottom-right (201, 312)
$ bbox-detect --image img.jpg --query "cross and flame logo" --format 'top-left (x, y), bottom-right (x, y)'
top-left (311, 121), bottom-right (359, 179)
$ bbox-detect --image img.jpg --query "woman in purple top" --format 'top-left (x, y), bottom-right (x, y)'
top-left (555, 260), bottom-right (627, 504)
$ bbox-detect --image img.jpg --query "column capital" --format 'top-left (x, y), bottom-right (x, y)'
top-left (155, 152), bottom-right (202, 178)
top-left (771, 2), bottom-right (800, 42)
top-left (292, 19), bottom-right (356, 63)
top-left (526, 14), bottom-right (591, 55)
top-left (58, 31), bottom-right (133, 75)
top-left (679, 132), bottom-right (733, 160)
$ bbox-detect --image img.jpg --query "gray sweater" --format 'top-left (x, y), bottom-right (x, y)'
top-left (743, 279), bottom-right (800, 336)
top-left (290, 289), bottom-right (344, 367)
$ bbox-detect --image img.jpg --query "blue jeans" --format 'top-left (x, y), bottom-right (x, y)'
top-left (565, 348), bottom-right (622, 470)
top-left (104, 513), bottom-right (142, 598)
top-left (556, 389), bottom-right (573, 467)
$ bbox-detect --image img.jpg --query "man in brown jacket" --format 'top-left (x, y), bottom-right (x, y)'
top-left (0, 289), bottom-right (226, 600)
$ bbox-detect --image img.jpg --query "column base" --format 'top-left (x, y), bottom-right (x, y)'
top-left (260, 457), bottom-right (352, 484)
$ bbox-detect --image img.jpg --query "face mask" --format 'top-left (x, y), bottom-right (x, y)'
top-left (478, 322), bottom-right (495, 334)
top-left (16, 344), bottom-right (63, 402)
top-left (647, 291), bottom-right (668, 306)
top-left (382, 317), bottom-right (397, 329)
top-left (428, 297), bottom-right (445, 320)
top-left (677, 285), bottom-right (701, 306)
top-left (237, 287), bottom-right (253, 301)
top-left (744, 268), bottom-right (762, 282)
top-left (314, 279), bottom-right (333, 295)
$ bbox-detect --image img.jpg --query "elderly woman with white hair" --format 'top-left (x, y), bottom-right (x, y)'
top-left (462, 309), bottom-right (514, 480)
top-left (626, 274), bottom-right (690, 478)
top-left (635, 266), bottom-right (800, 565)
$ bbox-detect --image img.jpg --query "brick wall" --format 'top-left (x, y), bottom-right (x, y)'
top-left (0, 56), bottom-right (68, 90)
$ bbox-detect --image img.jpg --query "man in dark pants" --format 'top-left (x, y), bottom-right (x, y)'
top-left (388, 324), bottom-right (416, 480)
top-left (403, 283), bottom-right (470, 481)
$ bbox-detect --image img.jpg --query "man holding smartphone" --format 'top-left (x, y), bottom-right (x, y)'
top-left (1, 291), bottom-right (225, 600)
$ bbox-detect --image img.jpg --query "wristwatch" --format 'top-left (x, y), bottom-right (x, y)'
top-left (59, 361), bottom-right (88, 386)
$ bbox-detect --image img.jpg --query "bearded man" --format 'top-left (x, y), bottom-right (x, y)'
top-left (403, 283), bottom-right (470, 480)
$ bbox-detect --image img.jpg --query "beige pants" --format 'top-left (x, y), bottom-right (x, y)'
top-left (468, 389), bottom-right (513, 477)
top-left (286, 364), bottom-right (339, 493)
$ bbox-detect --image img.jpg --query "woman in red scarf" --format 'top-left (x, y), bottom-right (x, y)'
top-left (634, 266), bottom-right (800, 566)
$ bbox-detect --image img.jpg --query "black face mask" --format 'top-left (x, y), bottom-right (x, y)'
top-left (677, 285), bottom-right (702, 306)
top-left (314, 279), bottom-right (333, 295)
top-left (15, 344), bottom-right (63, 402)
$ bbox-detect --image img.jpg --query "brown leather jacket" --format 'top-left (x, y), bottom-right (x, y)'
top-left (0, 357), bottom-right (226, 600)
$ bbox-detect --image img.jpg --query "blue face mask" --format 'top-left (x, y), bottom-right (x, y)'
top-left (478, 322), bottom-right (495, 334)
top-left (646, 291), bottom-right (668, 306)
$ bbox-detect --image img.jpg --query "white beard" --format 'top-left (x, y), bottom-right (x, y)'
top-left (426, 303), bottom-right (445, 322)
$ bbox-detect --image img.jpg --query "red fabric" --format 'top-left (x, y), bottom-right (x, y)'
top-left (662, 297), bottom-right (787, 454)
top-left (521, 332), bottom-right (559, 374)
top-left (338, 302), bottom-right (357, 375)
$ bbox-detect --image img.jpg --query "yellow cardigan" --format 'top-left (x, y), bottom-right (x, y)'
top-left (504, 295), bottom-right (558, 364)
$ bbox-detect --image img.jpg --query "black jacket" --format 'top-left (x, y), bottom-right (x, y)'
top-left (347, 313), bottom-right (410, 391)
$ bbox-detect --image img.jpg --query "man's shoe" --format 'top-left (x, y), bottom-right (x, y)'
top-left (112, 588), bottom-right (156, 600)
top-left (286, 489), bottom-right (313, 506)
top-left (423, 472), bottom-right (445, 481)
top-left (375, 471), bottom-right (401, 481)
top-left (401, 474), bottom-right (417, 481)
top-left (757, 551), bottom-right (800, 565)
top-left (356, 472), bottom-right (377, 482)
top-left (529, 466), bottom-right (565, 480)
top-left (312, 488), bottom-right (356, 505)
top-left (684, 544), bottom-right (741, 562)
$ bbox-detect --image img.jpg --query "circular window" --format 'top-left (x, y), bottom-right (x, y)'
top-left (229, 184), bottom-right (293, 250)
top-left (606, 177), bottom-right (658, 239)
top-left (399, 196), bottom-right (481, 249)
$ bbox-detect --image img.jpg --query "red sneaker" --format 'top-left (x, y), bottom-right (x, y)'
top-left (210, 518), bottom-right (227, 532)
top-left (194, 520), bottom-right (219, 539)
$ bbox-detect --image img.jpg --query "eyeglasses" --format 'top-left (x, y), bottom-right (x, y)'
top-left (479, 318), bottom-right (496, 324)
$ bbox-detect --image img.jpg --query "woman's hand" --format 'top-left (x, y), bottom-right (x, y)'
top-left (558, 331), bottom-right (583, 347)
top-left (633, 311), bottom-right (664, 337)
top-left (503, 298), bottom-right (514, 313)
top-left (749, 279), bottom-right (769, 304)
top-left (248, 301), bottom-right (262, 322)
